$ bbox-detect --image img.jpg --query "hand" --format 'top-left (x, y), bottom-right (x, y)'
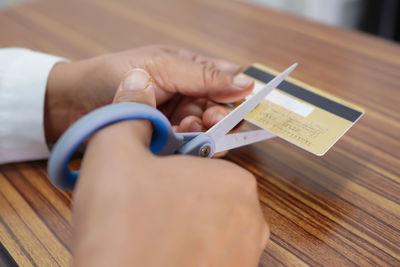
top-left (71, 70), bottom-right (269, 267)
top-left (45, 45), bottom-right (254, 143)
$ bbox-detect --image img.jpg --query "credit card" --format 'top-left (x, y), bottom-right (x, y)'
top-left (240, 63), bottom-right (365, 156)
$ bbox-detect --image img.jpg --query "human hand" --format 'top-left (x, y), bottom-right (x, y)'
top-left (45, 45), bottom-right (254, 143)
top-left (72, 70), bottom-right (268, 267)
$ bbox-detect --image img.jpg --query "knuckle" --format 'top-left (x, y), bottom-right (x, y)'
top-left (201, 64), bottom-right (223, 89)
top-left (144, 44), bottom-right (162, 52)
top-left (146, 55), bottom-right (174, 89)
top-left (218, 161), bottom-right (258, 195)
top-left (238, 169), bottom-right (258, 195)
top-left (256, 219), bottom-right (270, 251)
top-left (115, 90), bottom-right (146, 103)
top-left (261, 221), bottom-right (270, 247)
top-left (192, 54), bottom-right (208, 65)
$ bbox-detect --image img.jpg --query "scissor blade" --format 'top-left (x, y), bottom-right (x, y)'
top-left (206, 63), bottom-right (298, 142)
top-left (214, 129), bottom-right (276, 153)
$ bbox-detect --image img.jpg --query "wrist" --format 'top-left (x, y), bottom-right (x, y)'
top-left (44, 58), bottom-right (101, 144)
top-left (44, 61), bottom-right (75, 143)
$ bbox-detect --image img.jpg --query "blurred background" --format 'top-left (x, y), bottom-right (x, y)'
top-left (1, 0), bottom-right (399, 42)
top-left (243, 0), bottom-right (400, 42)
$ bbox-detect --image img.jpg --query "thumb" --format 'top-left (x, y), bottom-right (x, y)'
top-left (112, 68), bottom-right (156, 147)
top-left (113, 68), bottom-right (156, 106)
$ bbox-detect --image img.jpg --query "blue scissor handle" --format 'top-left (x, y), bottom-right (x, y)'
top-left (47, 102), bottom-right (183, 191)
top-left (47, 102), bottom-right (216, 191)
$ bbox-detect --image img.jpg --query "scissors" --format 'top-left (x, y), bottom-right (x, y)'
top-left (47, 63), bottom-right (297, 190)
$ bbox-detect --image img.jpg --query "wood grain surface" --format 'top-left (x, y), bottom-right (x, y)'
top-left (0, 0), bottom-right (399, 266)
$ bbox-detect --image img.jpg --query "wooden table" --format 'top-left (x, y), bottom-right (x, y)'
top-left (1, 0), bottom-right (399, 266)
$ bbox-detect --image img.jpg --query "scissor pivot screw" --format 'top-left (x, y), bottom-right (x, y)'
top-left (200, 145), bottom-right (211, 157)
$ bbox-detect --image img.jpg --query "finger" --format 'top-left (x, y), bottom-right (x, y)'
top-left (172, 125), bottom-right (180, 132)
top-left (161, 46), bottom-right (244, 74)
top-left (176, 48), bottom-right (243, 74)
top-left (176, 106), bottom-right (230, 157)
top-left (151, 55), bottom-right (254, 104)
top-left (177, 116), bottom-right (203, 132)
top-left (112, 68), bottom-right (156, 145)
top-left (169, 97), bottom-right (207, 125)
top-left (113, 68), bottom-right (156, 107)
top-left (202, 105), bottom-right (230, 129)
top-left (158, 94), bottom-right (183, 118)
top-left (176, 112), bottom-right (229, 157)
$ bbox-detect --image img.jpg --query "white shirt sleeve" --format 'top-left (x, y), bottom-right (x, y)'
top-left (0, 48), bottom-right (68, 164)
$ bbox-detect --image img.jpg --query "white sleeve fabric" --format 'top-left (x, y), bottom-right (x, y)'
top-left (0, 48), bottom-right (68, 164)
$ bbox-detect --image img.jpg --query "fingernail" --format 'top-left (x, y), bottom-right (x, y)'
top-left (233, 76), bottom-right (253, 89)
top-left (122, 68), bottom-right (152, 91)
top-left (189, 121), bottom-right (203, 132)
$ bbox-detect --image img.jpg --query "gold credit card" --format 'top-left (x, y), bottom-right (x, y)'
top-left (240, 63), bottom-right (365, 156)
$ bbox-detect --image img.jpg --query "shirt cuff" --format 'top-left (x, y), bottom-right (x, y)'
top-left (0, 48), bottom-right (68, 164)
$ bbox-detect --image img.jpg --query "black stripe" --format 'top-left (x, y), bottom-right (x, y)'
top-left (0, 242), bottom-right (18, 267)
top-left (243, 66), bottom-right (362, 122)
